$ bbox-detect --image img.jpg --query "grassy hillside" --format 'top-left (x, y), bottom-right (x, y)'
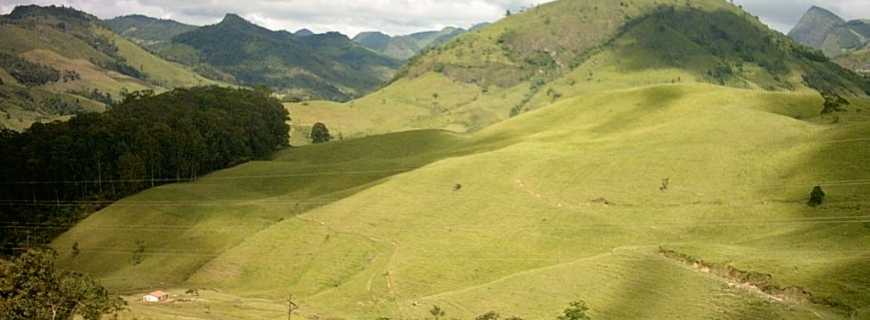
top-left (289, 0), bottom-right (869, 141)
top-left (0, 5), bottom-right (226, 130)
top-left (104, 14), bottom-right (198, 45)
top-left (53, 82), bottom-right (870, 319)
top-left (354, 27), bottom-right (468, 60)
top-left (45, 0), bottom-right (870, 319)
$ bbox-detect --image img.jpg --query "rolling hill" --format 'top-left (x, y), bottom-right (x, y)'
top-left (789, 6), bottom-right (870, 74)
top-left (104, 14), bottom-right (198, 46)
top-left (287, 0), bottom-right (868, 143)
top-left (353, 27), bottom-right (471, 60)
top-left (151, 14), bottom-right (402, 101)
top-left (50, 0), bottom-right (870, 319)
top-left (0, 5), bottom-right (223, 130)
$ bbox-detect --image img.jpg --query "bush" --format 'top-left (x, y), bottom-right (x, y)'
top-left (310, 122), bottom-right (332, 144)
top-left (808, 186), bottom-right (825, 207)
top-left (821, 91), bottom-right (849, 114)
top-left (0, 52), bottom-right (60, 86)
top-left (557, 300), bottom-right (591, 320)
top-left (433, 62), bottom-right (446, 73)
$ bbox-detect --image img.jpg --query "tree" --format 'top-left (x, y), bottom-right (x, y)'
top-left (808, 186), bottom-right (825, 207)
top-left (0, 249), bottom-right (125, 320)
top-left (118, 152), bottom-right (146, 194)
top-left (430, 305), bottom-right (446, 320)
top-left (310, 122), bottom-right (332, 144)
top-left (476, 311), bottom-right (501, 320)
top-left (557, 300), bottom-right (591, 320)
top-left (132, 240), bottom-right (145, 265)
top-left (0, 87), bottom-right (290, 252)
top-left (71, 242), bottom-right (80, 258)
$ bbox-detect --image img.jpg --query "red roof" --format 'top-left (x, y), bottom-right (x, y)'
top-left (148, 291), bottom-right (167, 297)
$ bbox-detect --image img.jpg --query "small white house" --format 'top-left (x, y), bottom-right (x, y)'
top-left (143, 291), bottom-right (169, 303)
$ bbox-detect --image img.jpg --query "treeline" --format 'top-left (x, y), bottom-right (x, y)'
top-left (0, 52), bottom-right (60, 86)
top-left (0, 86), bottom-right (290, 253)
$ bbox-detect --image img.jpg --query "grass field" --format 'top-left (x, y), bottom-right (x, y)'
top-left (38, 0), bottom-right (870, 318)
top-left (53, 82), bottom-right (870, 319)
top-left (100, 28), bottom-right (223, 90)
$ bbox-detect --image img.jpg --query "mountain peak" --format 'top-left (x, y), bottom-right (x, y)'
top-left (8, 4), bottom-right (97, 23)
top-left (789, 5), bottom-right (847, 48)
top-left (220, 13), bottom-right (251, 25)
top-left (295, 28), bottom-right (315, 37)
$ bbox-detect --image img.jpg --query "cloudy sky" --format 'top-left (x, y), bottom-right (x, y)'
top-left (1, 0), bottom-right (869, 37)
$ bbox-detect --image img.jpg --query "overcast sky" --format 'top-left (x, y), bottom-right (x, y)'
top-left (1, 0), bottom-right (869, 37)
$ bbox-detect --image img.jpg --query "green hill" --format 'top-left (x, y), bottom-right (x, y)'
top-left (53, 83), bottom-right (870, 320)
top-left (104, 14), bottom-right (198, 46)
top-left (354, 27), bottom-right (469, 60)
top-left (50, 0), bottom-right (870, 319)
top-left (0, 5), bottom-right (224, 130)
top-left (163, 14), bottom-right (402, 101)
top-left (288, 0), bottom-right (868, 143)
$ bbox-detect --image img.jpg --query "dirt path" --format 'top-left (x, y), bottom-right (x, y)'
top-left (649, 251), bottom-right (829, 319)
top-left (415, 248), bottom-right (635, 302)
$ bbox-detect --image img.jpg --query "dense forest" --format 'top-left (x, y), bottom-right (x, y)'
top-left (0, 86), bottom-right (289, 254)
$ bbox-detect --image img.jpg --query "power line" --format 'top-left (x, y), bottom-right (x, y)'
top-left (0, 168), bottom-right (424, 185)
top-left (1, 135), bottom-right (869, 186)
top-left (2, 216), bottom-right (868, 233)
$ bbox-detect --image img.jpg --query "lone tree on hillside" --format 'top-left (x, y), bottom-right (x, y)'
top-left (310, 122), bottom-right (332, 144)
top-left (476, 311), bottom-right (524, 320)
top-left (808, 186), bottom-right (826, 207)
top-left (558, 300), bottom-right (592, 320)
top-left (0, 249), bottom-right (126, 320)
top-left (430, 305), bottom-right (446, 320)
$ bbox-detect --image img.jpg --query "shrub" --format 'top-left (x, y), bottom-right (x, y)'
top-left (0, 249), bottom-right (126, 320)
top-left (808, 186), bottom-right (825, 207)
top-left (0, 52), bottom-right (60, 86)
top-left (433, 63), bottom-right (446, 73)
top-left (310, 122), bottom-right (333, 144)
top-left (430, 305), bottom-right (446, 320)
top-left (557, 300), bottom-right (591, 320)
top-left (821, 91), bottom-right (849, 114)
top-left (476, 311), bottom-right (501, 320)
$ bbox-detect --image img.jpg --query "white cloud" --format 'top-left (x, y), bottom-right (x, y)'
top-left (0, 0), bottom-right (553, 36)
top-left (1, 0), bottom-right (869, 36)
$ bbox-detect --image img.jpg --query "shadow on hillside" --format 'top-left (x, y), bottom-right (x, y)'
top-left (594, 253), bottom-right (673, 319)
top-left (589, 85), bottom-right (686, 134)
top-left (748, 109), bottom-right (870, 315)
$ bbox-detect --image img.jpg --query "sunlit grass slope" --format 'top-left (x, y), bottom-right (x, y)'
top-left (288, 0), bottom-right (867, 141)
top-left (55, 82), bottom-right (870, 319)
top-left (99, 29), bottom-right (223, 89)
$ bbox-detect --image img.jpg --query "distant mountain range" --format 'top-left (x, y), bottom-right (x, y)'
top-left (0, 5), bottom-right (222, 130)
top-left (105, 14), bottom-right (198, 46)
top-left (353, 24), bottom-right (489, 60)
top-left (789, 6), bottom-right (870, 73)
top-left (106, 14), bottom-right (404, 101)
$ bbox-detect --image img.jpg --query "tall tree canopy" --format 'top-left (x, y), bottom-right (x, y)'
top-left (0, 86), bottom-right (290, 254)
top-left (0, 249), bottom-right (125, 320)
